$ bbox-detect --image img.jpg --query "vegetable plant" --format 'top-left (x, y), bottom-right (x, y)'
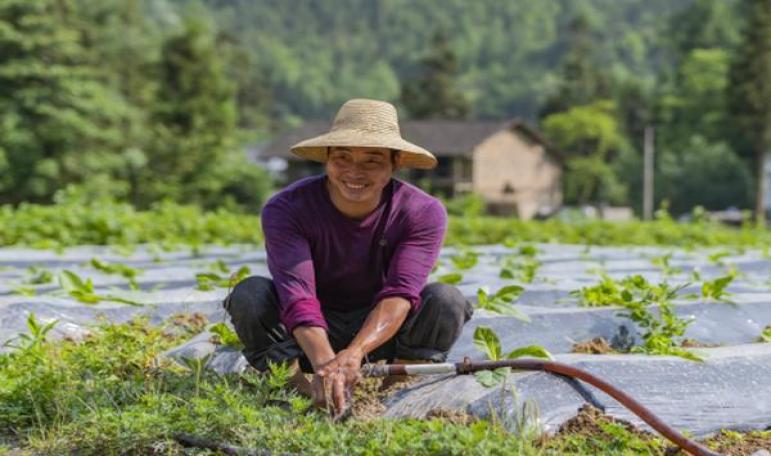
top-left (450, 249), bottom-right (479, 270)
top-left (700, 272), bottom-right (736, 303)
top-left (195, 263), bottom-right (251, 291)
top-left (89, 258), bottom-right (143, 290)
top-left (472, 326), bottom-right (552, 387)
top-left (651, 253), bottom-right (682, 277)
top-left (616, 295), bottom-right (702, 362)
top-left (476, 285), bottom-right (530, 321)
top-left (58, 270), bottom-right (142, 306)
top-left (760, 325), bottom-right (771, 343)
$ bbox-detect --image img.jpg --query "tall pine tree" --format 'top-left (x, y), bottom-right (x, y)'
top-left (400, 30), bottom-right (470, 119)
top-left (728, 0), bottom-right (771, 222)
top-left (540, 13), bottom-right (611, 119)
top-left (143, 16), bottom-right (271, 210)
top-left (0, 0), bottom-right (132, 203)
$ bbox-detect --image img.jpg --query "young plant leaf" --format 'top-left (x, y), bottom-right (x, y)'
top-left (505, 345), bottom-right (553, 360)
top-left (209, 322), bottom-right (243, 349)
top-left (437, 273), bottom-right (462, 285)
top-left (473, 326), bottom-right (502, 361)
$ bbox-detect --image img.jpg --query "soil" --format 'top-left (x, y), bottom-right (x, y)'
top-left (572, 337), bottom-right (615, 354)
top-left (672, 430), bottom-right (771, 456)
top-left (680, 338), bottom-right (720, 348)
top-left (548, 405), bottom-right (771, 456)
top-left (554, 404), bottom-right (657, 441)
top-left (348, 374), bottom-right (422, 421)
top-left (425, 408), bottom-right (477, 426)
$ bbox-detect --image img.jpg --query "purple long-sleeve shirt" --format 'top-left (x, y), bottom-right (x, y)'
top-left (260, 175), bottom-right (447, 334)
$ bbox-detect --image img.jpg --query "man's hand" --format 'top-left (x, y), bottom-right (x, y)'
top-left (313, 347), bottom-right (363, 418)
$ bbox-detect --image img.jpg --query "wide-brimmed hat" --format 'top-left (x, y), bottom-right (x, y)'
top-left (291, 98), bottom-right (437, 169)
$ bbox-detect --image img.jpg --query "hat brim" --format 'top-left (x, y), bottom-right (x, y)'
top-left (290, 129), bottom-right (437, 169)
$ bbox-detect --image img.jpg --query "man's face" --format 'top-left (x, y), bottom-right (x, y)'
top-left (325, 146), bottom-right (396, 206)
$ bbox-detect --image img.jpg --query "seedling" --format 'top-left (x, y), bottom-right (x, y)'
top-left (437, 272), bottom-right (462, 285)
top-left (651, 253), bottom-right (681, 277)
top-left (472, 326), bottom-right (552, 387)
top-left (760, 326), bottom-right (771, 343)
top-left (616, 298), bottom-right (702, 362)
top-left (12, 286), bottom-right (36, 297)
top-left (499, 254), bottom-right (541, 284)
top-left (700, 271), bottom-right (736, 303)
top-left (24, 265), bottom-right (53, 285)
top-left (450, 249), bottom-right (479, 270)
top-left (707, 250), bottom-right (731, 266)
top-left (571, 274), bottom-right (687, 308)
top-left (476, 285), bottom-right (529, 321)
top-left (58, 270), bottom-right (142, 306)
top-left (89, 258), bottom-right (143, 290)
top-left (195, 264), bottom-right (250, 291)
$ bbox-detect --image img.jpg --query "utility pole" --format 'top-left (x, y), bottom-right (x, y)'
top-left (643, 126), bottom-right (655, 220)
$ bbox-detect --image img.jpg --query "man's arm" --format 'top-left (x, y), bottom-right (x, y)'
top-left (299, 296), bottom-right (410, 415)
top-left (346, 296), bottom-right (411, 357)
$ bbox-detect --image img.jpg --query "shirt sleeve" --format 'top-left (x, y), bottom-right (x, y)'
top-left (261, 198), bottom-right (327, 334)
top-left (373, 199), bottom-right (447, 313)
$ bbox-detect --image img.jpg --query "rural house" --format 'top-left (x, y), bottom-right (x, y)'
top-left (257, 120), bottom-right (563, 219)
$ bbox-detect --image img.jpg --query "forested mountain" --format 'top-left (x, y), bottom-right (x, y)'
top-left (1, 0), bottom-right (767, 217)
top-left (200, 0), bottom-right (700, 123)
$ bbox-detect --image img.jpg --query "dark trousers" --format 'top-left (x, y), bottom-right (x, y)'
top-left (223, 276), bottom-right (473, 373)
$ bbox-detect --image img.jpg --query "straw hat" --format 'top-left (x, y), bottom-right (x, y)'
top-left (291, 98), bottom-right (437, 169)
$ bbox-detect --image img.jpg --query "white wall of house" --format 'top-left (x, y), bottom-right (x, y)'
top-left (472, 130), bottom-right (562, 219)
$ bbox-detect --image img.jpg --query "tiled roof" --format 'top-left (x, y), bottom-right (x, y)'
top-left (257, 119), bottom-right (554, 159)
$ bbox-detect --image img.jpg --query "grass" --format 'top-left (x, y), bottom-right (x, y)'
top-left (1, 315), bottom-right (769, 454)
top-left (6, 315), bottom-right (756, 456)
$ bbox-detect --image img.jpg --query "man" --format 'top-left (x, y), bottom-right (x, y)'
top-left (224, 98), bottom-right (473, 417)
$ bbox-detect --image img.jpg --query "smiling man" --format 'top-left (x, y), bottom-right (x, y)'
top-left (223, 98), bottom-right (473, 417)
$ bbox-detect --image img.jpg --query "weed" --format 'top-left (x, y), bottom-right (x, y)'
top-left (0, 317), bottom-right (567, 455)
top-left (208, 322), bottom-right (243, 349)
top-left (3, 313), bottom-right (57, 351)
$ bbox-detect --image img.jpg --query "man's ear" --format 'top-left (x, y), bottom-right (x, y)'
top-left (392, 150), bottom-right (403, 171)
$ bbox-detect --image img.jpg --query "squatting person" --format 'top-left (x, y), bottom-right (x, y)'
top-left (223, 98), bottom-right (473, 416)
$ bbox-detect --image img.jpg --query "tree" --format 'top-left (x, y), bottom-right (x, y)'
top-left (728, 0), bottom-right (771, 222)
top-left (400, 30), bottom-right (470, 119)
top-left (0, 0), bottom-right (133, 204)
top-left (657, 136), bottom-right (752, 214)
top-left (143, 17), bottom-right (271, 210)
top-left (542, 101), bottom-right (629, 206)
top-left (540, 13), bottom-right (611, 118)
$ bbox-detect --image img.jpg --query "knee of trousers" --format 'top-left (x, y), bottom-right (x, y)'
top-left (420, 282), bottom-right (474, 328)
top-left (396, 283), bottom-right (473, 355)
top-left (224, 275), bottom-right (278, 325)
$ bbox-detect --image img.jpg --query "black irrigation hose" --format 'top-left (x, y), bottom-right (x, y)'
top-left (363, 358), bottom-right (723, 456)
